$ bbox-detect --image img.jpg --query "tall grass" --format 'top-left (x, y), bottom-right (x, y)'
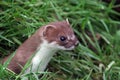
top-left (0, 0), bottom-right (120, 80)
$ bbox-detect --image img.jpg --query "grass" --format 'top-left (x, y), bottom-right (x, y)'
top-left (0, 0), bottom-right (120, 80)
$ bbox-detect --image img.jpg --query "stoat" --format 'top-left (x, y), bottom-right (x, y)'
top-left (2, 20), bottom-right (79, 76)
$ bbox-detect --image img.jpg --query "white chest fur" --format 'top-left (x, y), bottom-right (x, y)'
top-left (25, 40), bottom-right (58, 74)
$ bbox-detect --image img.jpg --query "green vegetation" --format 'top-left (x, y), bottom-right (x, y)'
top-left (0, 0), bottom-right (120, 80)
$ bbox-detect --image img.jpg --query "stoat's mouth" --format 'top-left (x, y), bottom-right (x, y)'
top-left (64, 46), bottom-right (75, 50)
top-left (64, 41), bottom-right (79, 50)
top-left (48, 41), bottom-right (79, 51)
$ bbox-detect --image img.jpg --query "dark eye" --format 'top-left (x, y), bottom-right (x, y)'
top-left (60, 36), bottom-right (66, 41)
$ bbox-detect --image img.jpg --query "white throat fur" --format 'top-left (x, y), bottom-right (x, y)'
top-left (25, 39), bottom-right (61, 74)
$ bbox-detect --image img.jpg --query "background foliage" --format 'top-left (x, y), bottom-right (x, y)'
top-left (0, 0), bottom-right (120, 80)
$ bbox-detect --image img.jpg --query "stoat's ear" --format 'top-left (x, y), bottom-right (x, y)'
top-left (42, 25), bottom-right (56, 37)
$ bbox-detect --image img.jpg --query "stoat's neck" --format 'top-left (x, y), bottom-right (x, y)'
top-left (25, 40), bottom-right (57, 74)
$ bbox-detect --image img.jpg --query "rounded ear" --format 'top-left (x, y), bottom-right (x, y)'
top-left (42, 25), bottom-right (56, 37)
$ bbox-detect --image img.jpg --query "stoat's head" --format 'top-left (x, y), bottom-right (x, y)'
top-left (41, 20), bottom-right (79, 50)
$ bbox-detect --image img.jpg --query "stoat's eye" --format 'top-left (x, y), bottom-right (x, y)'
top-left (60, 36), bottom-right (66, 41)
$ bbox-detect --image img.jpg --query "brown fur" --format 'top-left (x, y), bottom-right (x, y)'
top-left (2, 30), bottom-right (42, 73)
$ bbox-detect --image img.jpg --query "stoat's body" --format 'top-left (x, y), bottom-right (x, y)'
top-left (2, 20), bottom-right (79, 77)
